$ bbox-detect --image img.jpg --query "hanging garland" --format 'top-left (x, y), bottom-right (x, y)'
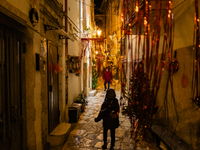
top-left (120, 0), bottom-right (179, 144)
top-left (192, 0), bottom-right (200, 107)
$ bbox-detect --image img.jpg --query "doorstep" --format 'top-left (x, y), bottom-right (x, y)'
top-left (47, 123), bottom-right (72, 146)
top-left (89, 90), bottom-right (97, 96)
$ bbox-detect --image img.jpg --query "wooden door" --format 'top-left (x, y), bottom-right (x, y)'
top-left (0, 24), bottom-right (26, 149)
top-left (48, 41), bottom-right (59, 133)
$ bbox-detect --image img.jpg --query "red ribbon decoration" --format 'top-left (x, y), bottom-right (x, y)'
top-left (48, 62), bottom-right (63, 74)
top-left (120, 0), bottom-right (180, 142)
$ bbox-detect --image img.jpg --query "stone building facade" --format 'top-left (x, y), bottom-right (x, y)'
top-left (155, 1), bottom-right (200, 149)
top-left (99, 0), bottom-right (121, 81)
top-left (0, 0), bottom-right (94, 149)
top-left (100, 0), bottom-right (200, 149)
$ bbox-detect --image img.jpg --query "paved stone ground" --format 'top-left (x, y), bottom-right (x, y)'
top-left (50, 89), bottom-right (161, 150)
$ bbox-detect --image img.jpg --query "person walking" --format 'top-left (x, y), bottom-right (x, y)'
top-left (103, 67), bottom-right (112, 91)
top-left (94, 89), bottom-right (120, 150)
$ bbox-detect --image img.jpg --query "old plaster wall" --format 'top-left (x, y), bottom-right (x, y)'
top-left (25, 30), bottom-right (38, 150)
top-left (40, 0), bottom-right (65, 147)
top-left (1, 0), bottom-right (65, 149)
top-left (0, 1), bottom-right (43, 150)
top-left (25, 9), bottom-right (43, 150)
top-left (67, 0), bottom-right (81, 106)
top-left (128, 0), bottom-right (200, 149)
top-left (156, 46), bottom-right (200, 149)
top-left (155, 1), bottom-right (200, 149)
top-left (83, 0), bottom-right (93, 96)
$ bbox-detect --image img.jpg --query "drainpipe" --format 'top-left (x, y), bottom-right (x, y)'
top-left (64, 0), bottom-right (68, 120)
top-left (65, 0), bottom-right (68, 56)
top-left (79, 0), bottom-right (83, 92)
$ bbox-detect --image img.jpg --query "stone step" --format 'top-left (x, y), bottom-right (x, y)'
top-left (89, 90), bottom-right (97, 96)
top-left (47, 123), bottom-right (72, 146)
top-left (151, 124), bottom-right (193, 150)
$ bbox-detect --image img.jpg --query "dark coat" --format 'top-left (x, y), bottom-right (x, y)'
top-left (95, 89), bottom-right (119, 129)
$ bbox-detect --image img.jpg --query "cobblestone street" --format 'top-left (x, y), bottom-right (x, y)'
top-left (50, 89), bottom-right (160, 150)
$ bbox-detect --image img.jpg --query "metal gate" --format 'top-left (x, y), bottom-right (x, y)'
top-left (0, 24), bottom-right (26, 149)
top-left (48, 41), bottom-right (59, 133)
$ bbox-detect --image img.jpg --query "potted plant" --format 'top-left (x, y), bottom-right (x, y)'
top-left (92, 66), bottom-right (99, 89)
top-left (75, 91), bottom-right (87, 112)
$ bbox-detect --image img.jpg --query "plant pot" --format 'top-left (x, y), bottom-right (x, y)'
top-left (81, 105), bottom-right (85, 112)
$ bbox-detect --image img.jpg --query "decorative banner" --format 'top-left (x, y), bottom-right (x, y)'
top-left (80, 38), bottom-right (106, 74)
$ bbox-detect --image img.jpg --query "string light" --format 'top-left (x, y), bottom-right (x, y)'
top-left (149, 5), bottom-right (152, 10)
top-left (135, 6), bottom-right (139, 12)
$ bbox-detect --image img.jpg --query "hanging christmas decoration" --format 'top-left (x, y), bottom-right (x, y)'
top-left (192, 0), bottom-right (200, 107)
top-left (120, 0), bottom-right (179, 144)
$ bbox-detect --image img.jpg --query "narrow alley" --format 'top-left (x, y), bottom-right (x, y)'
top-left (50, 88), bottom-right (160, 150)
top-left (1, 0), bottom-right (200, 150)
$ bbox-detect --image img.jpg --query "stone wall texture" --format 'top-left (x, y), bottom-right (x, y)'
top-left (156, 46), bottom-right (200, 149)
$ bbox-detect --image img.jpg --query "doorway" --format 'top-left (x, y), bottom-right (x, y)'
top-left (0, 24), bottom-right (26, 149)
top-left (47, 41), bottom-right (59, 133)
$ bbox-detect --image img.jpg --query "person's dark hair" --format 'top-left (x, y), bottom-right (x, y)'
top-left (106, 89), bottom-right (116, 100)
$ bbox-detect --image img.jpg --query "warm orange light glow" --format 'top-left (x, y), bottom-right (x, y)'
top-left (144, 19), bottom-right (147, 25)
top-left (135, 6), bottom-right (139, 12)
top-left (149, 5), bottom-right (151, 10)
top-left (97, 28), bottom-right (102, 37)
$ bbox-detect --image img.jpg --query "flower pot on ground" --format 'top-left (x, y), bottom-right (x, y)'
top-left (75, 91), bottom-right (87, 112)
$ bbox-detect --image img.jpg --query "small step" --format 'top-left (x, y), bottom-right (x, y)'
top-left (151, 124), bottom-right (192, 150)
top-left (89, 90), bottom-right (97, 96)
top-left (47, 123), bottom-right (71, 146)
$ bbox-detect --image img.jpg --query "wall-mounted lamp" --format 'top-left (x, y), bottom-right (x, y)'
top-left (97, 28), bottom-right (102, 37)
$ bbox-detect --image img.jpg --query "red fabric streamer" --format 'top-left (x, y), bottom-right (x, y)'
top-left (48, 62), bottom-right (63, 74)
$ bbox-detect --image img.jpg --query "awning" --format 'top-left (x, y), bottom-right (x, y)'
top-left (57, 29), bottom-right (75, 42)
top-left (44, 24), bottom-right (74, 42)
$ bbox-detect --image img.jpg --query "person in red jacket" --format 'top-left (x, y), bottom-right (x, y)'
top-left (103, 67), bottom-right (112, 91)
